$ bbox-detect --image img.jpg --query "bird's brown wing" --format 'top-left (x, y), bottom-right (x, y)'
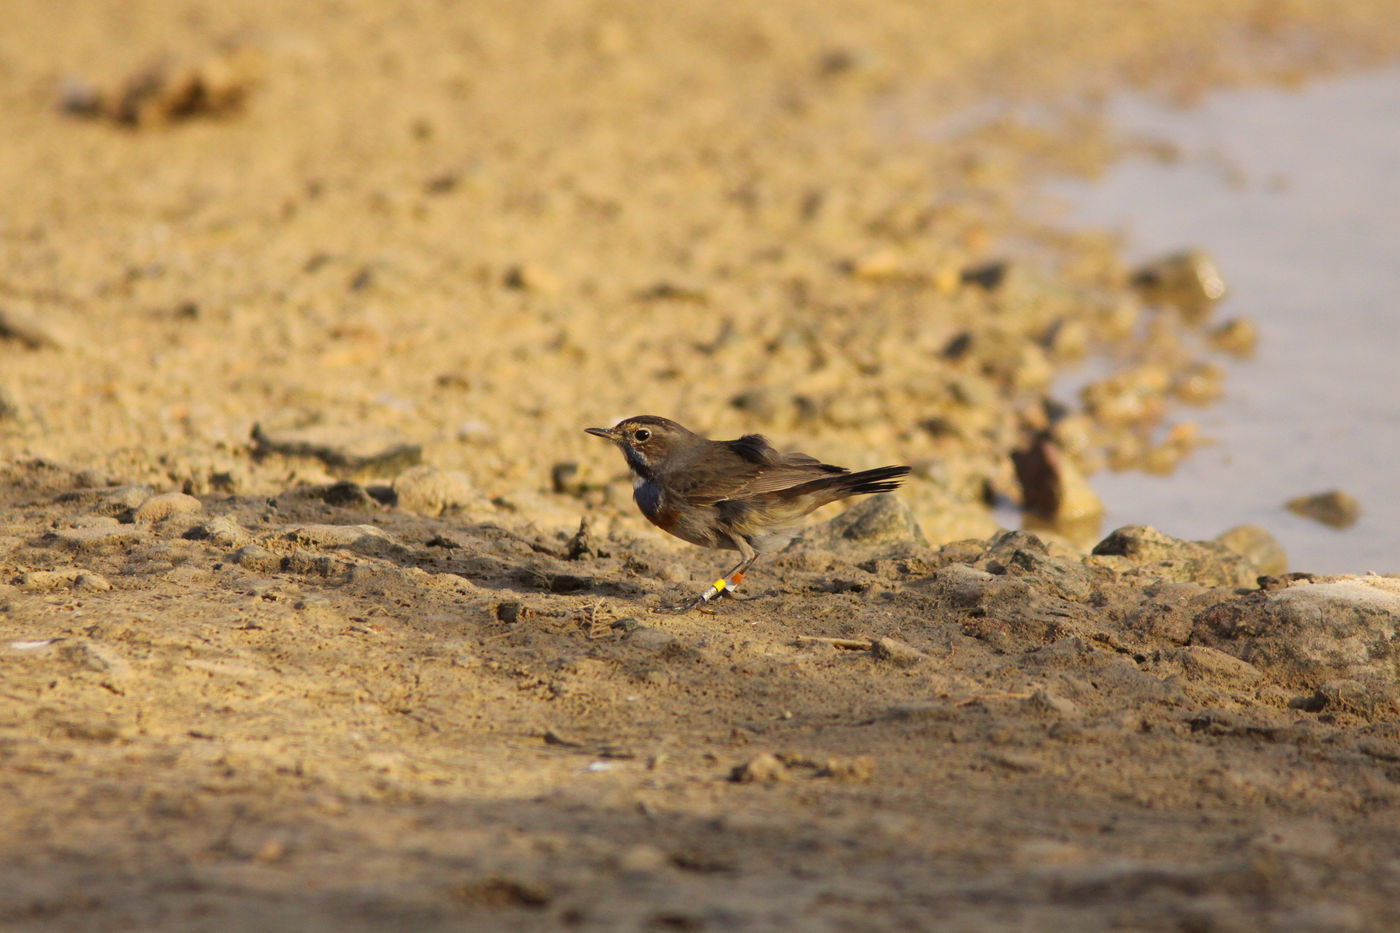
top-left (669, 435), bottom-right (846, 505)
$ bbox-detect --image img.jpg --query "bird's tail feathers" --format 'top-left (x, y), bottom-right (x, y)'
top-left (784, 464), bottom-right (911, 502)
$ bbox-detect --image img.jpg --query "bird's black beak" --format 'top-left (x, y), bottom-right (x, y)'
top-left (585, 426), bottom-right (619, 441)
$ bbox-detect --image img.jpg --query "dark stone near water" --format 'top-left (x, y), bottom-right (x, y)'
top-left (1285, 489), bottom-right (1361, 529)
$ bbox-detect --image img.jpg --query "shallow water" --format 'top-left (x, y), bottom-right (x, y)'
top-left (1047, 64), bottom-right (1400, 574)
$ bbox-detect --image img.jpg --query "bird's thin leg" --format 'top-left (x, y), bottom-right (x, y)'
top-left (655, 537), bottom-right (759, 614)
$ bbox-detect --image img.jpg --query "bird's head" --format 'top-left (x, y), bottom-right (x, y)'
top-left (585, 416), bottom-right (694, 475)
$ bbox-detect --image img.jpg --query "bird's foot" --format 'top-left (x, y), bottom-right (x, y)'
top-left (653, 571), bottom-right (747, 614)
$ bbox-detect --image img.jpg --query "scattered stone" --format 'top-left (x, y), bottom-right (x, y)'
top-left (622, 625), bottom-right (690, 658)
top-left (391, 464), bottom-right (477, 516)
top-left (0, 304), bottom-right (75, 350)
top-left (64, 47), bottom-right (260, 127)
top-left (792, 493), bottom-right (927, 551)
top-left (1080, 365), bottom-right (1170, 430)
top-left (730, 752), bottom-right (790, 783)
top-left (495, 600), bottom-right (525, 624)
top-left (502, 263), bottom-right (560, 294)
top-left (1170, 362), bottom-right (1225, 405)
top-left (847, 249), bottom-right (916, 282)
top-left (960, 260), bottom-right (1012, 290)
top-left (922, 562), bottom-right (998, 606)
top-left (252, 421), bottom-right (422, 479)
top-left (1042, 317), bottom-right (1090, 360)
top-left (1209, 317), bottom-right (1258, 356)
top-left (133, 492), bottom-right (203, 523)
top-left (232, 544), bottom-right (282, 573)
top-left (184, 515), bottom-right (252, 548)
top-left (365, 484), bottom-right (396, 506)
top-left (16, 569), bottom-right (111, 592)
top-left (636, 281), bottom-right (709, 303)
top-left (656, 562), bottom-right (691, 583)
top-left (76, 572), bottom-right (112, 591)
top-left (816, 756), bottom-right (876, 783)
top-left (870, 637), bottom-right (926, 667)
top-left (966, 332), bottom-right (1055, 392)
top-left (542, 728), bottom-right (584, 747)
top-left (551, 462), bottom-right (584, 496)
top-left (616, 843), bottom-right (669, 875)
top-left (252, 839), bottom-right (287, 864)
top-left (1215, 525), bottom-right (1287, 576)
top-left (80, 485), bottom-right (155, 516)
top-left (1130, 249), bottom-right (1226, 320)
top-left (1285, 490), bottom-right (1361, 529)
top-left (318, 480), bottom-right (374, 507)
top-left (453, 876), bottom-right (552, 908)
top-left (1022, 689), bottom-right (1078, 717)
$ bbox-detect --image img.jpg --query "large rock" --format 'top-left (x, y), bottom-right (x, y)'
top-left (1192, 578), bottom-right (1400, 689)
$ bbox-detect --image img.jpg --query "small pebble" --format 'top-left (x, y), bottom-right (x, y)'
top-left (185, 515), bottom-right (252, 548)
top-left (1285, 490), bottom-right (1361, 529)
top-left (817, 756), bottom-right (876, 783)
top-left (133, 492), bottom-right (203, 523)
top-left (870, 637), bottom-right (926, 667)
top-left (392, 464), bottom-right (476, 516)
top-left (730, 753), bottom-right (790, 783)
top-left (502, 263), bottom-right (560, 294)
top-left (232, 544), bottom-right (282, 573)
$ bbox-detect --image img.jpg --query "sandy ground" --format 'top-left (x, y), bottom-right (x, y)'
top-left (5, 2), bottom-right (1400, 929)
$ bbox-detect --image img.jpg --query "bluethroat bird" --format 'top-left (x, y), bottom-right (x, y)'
top-left (586, 416), bottom-right (911, 613)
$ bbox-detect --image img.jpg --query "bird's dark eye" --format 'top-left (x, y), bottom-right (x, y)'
top-left (633, 428), bottom-right (651, 443)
